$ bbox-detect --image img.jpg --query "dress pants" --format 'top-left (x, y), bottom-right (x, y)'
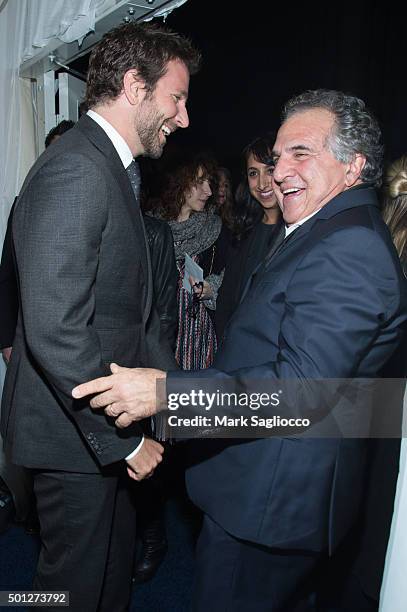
top-left (32, 467), bottom-right (136, 612)
top-left (192, 514), bottom-right (320, 612)
top-left (0, 446), bottom-right (33, 520)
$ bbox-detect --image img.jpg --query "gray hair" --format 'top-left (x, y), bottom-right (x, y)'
top-left (282, 89), bottom-right (384, 187)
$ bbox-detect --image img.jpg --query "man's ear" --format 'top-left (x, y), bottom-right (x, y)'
top-left (122, 69), bottom-right (146, 106)
top-left (345, 153), bottom-right (366, 187)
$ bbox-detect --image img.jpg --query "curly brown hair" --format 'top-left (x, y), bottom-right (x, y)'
top-left (85, 22), bottom-right (201, 109)
top-left (153, 155), bottom-right (218, 221)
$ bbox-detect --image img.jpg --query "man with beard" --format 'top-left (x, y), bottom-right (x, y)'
top-left (1, 22), bottom-right (200, 611)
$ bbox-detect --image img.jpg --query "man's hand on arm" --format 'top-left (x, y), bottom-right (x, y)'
top-left (126, 437), bottom-right (164, 482)
top-left (72, 363), bottom-right (167, 428)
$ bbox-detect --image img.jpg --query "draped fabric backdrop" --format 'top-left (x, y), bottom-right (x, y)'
top-left (0, 0), bottom-right (103, 385)
top-left (0, 0), bottom-right (32, 391)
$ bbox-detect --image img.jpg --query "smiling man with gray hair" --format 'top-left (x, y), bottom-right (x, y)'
top-left (73, 89), bottom-right (407, 610)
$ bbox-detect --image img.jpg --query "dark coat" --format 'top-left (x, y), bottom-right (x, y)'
top-left (144, 214), bottom-right (178, 350)
top-left (168, 185), bottom-right (407, 553)
top-left (0, 199), bottom-right (18, 349)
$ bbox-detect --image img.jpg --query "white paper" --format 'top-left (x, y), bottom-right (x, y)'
top-left (183, 253), bottom-right (203, 292)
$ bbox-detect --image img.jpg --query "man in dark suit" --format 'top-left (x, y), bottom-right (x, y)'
top-left (1, 22), bottom-right (200, 611)
top-left (73, 90), bottom-right (407, 611)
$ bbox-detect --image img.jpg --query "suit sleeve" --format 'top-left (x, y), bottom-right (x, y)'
top-left (13, 152), bottom-right (143, 465)
top-left (167, 226), bottom-right (405, 422)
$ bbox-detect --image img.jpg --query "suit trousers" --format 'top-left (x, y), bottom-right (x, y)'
top-left (191, 514), bottom-right (321, 612)
top-left (0, 446), bottom-right (33, 520)
top-left (32, 467), bottom-right (136, 612)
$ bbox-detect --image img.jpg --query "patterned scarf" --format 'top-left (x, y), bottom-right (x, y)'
top-left (162, 210), bottom-right (221, 261)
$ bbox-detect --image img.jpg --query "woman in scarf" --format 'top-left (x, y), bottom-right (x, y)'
top-left (150, 154), bottom-right (228, 370)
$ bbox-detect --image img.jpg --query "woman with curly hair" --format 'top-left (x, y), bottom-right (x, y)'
top-left (150, 154), bottom-right (228, 369)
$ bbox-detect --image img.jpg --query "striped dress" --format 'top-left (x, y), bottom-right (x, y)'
top-left (150, 209), bottom-right (224, 371)
top-left (175, 255), bottom-right (217, 370)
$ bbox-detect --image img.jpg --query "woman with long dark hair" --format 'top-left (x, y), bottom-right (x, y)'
top-left (215, 134), bottom-right (283, 339)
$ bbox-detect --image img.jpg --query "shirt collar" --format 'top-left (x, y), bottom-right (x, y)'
top-left (87, 110), bottom-right (134, 169)
top-left (285, 207), bottom-right (322, 237)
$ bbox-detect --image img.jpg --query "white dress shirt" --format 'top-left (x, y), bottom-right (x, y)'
top-left (285, 207), bottom-right (322, 237)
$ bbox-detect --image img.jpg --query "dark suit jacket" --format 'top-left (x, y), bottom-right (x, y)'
top-left (1, 115), bottom-right (174, 473)
top-left (215, 220), bottom-right (284, 339)
top-left (168, 185), bottom-right (407, 553)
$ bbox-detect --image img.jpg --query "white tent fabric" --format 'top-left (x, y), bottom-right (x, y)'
top-left (0, 0), bottom-right (27, 243)
top-left (0, 0), bottom-right (102, 241)
top-left (144, 0), bottom-right (188, 21)
top-left (21, 0), bottom-right (99, 61)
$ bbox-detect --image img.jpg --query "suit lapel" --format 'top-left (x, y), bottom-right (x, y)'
top-left (77, 115), bottom-right (153, 324)
top-left (264, 223), bottom-right (303, 269)
top-left (239, 185), bottom-right (379, 304)
top-left (234, 229), bottom-right (259, 303)
top-left (264, 186), bottom-right (379, 269)
top-left (239, 223), bottom-right (285, 303)
top-left (136, 208), bottom-right (153, 325)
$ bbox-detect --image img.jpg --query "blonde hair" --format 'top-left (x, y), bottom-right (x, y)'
top-left (382, 155), bottom-right (407, 261)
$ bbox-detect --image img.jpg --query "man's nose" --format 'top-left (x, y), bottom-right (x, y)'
top-left (272, 157), bottom-right (291, 184)
top-left (176, 104), bottom-right (189, 129)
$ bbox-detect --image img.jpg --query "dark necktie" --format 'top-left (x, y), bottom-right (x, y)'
top-left (127, 160), bottom-right (166, 440)
top-left (263, 224), bottom-right (299, 267)
top-left (126, 160), bottom-right (141, 206)
top-left (125, 158), bottom-right (151, 311)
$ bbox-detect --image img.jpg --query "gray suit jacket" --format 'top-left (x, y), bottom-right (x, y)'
top-left (1, 115), bottom-right (175, 473)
